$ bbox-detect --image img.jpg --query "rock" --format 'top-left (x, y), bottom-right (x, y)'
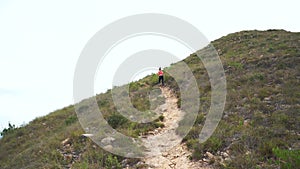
top-left (148, 131), bottom-right (156, 135)
top-left (64, 154), bottom-right (73, 161)
top-left (206, 152), bottom-right (214, 159)
top-left (173, 153), bottom-right (180, 158)
top-left (168, 161), bottom-right (176, 168)
top-left (221, 152), bottom-right (229, 158)
top-left (81, 133), bottom-right (93, 137)
top-left (101, 137), bottom-right (115, 145)
top-left (242, 97), bottom-right (247, 102)
top-left (243, 119), bottom-right (250, 126)
top-left (129, 115), bottom-right (134, 120)
top-left (169, 163), bottom-right (175, 168)
top-left (162, 152), bottom-right (169, 157)
top-left (225, 157), bottom-right (231, 161)
top-left (157, 127), bottom-right (162, 132)
top-left (136, 161), bottom-right (145, 166)
top-left (202, 158), bottom-right (209, 162)
top-left (61, 138), bottom-right (71, 146)
top-left (103, 145), bottom-right (113, 151)
top-left (223, 114), bottom-right (229, 119)
top-left (160, 104), bottom-right (168, 112)
top-left (72, 154), bottom-right (80, 161)
top-left (126, 152), bottom-right (134, 158)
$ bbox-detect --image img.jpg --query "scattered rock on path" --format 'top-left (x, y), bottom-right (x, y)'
top-left (101, 136), bottom-right (115, 145)
top-left (61, 138), bottom-right (71, 146)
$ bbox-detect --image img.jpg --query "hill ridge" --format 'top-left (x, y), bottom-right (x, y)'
top-left (0, 29), bottom-right (299, 168)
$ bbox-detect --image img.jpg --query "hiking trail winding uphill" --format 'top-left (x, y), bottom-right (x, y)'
top-left (136, 87), bottom-right (212, 169)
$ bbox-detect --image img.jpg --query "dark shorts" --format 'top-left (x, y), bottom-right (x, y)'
top-left (159, 76), bottom-right (164, 85)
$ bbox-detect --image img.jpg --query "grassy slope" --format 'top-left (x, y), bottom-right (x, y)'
top-left (0, 30), bottom-right (299, 169)
top-left (183, 30), bottom-right (300, 168)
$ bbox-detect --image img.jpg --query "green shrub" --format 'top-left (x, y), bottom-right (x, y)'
top-left (105, 154), bottom-right (121, 169)
top-left (1, 123), bottom-right (17, 137)
top-left (154, 122), bottom-right (164, 128)
top-left (149, 74), bottom-right (158, 86)
top-left (195, 113), bottom-right (205, 124)
top-left (107, 113), bottom-right (128, 129)
top-left (129, 82), bottom-right (139, 92)
top-left (228, 61), bottom-right (243, 69)
top-left (65, 115), bottom-right (77, 125)
top-left (158, 115), bottom-right (164, 121)
top-left (249, 73), bottom-right (264, 82)
top-left (273, 147), bottom-right (300, 169)
top-left (202, 137), bottom-right (223, 153)
top-left (258, 138), bottom-right (286, 158)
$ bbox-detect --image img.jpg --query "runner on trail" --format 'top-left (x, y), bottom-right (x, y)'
top-left (157, 67), bottom-right (164, 86)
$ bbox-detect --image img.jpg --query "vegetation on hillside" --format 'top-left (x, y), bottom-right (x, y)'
top-left (0, 30), bottom-right (299, 168)
top-left (183, 30), bottom-right (300, 168)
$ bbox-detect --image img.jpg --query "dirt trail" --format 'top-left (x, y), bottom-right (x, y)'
top-left (139, 87), bottom-right (211, 169)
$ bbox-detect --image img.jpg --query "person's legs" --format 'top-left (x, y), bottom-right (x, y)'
top-left (159, 76), bottom-right (164, 86)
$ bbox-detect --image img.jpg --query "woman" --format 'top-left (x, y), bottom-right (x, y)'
top-left (157, 67), bottom-right (164, 86)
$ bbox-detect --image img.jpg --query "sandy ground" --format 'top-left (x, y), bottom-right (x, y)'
top-left (140, 87), bottom-right (212, 169)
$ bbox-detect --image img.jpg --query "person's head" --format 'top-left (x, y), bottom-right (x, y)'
top-left (159, 67), bottom-right (161, 70)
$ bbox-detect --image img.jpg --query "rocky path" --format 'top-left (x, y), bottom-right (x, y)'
top-left (138, 87), bottom-right (212, 169)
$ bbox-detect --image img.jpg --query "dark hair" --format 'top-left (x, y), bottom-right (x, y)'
top-left (159, 67), bottom-right (161, 70)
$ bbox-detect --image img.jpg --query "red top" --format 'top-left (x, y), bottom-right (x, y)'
top-left (158, 70), bottom-right (163, 76)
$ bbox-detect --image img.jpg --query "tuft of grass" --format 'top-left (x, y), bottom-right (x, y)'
top-left (107, 113), bottom-right (129, 129)
top-left (65, 115), bottom-right (77, 126)
top-left (273, 147), bottom-right (300, 169)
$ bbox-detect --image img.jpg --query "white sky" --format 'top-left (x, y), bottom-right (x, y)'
top-left (0, 0), bottom-right (299, 130)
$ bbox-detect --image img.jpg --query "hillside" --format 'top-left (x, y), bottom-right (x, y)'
top-left (0, 30), bottom-right (299, 169)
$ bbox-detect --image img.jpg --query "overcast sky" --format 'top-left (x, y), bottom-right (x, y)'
top-left (0, 0), bottom-right (299, 130)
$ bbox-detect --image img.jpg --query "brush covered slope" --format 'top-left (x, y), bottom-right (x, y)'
top-left (0, 30), bottom-right (299, 168)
